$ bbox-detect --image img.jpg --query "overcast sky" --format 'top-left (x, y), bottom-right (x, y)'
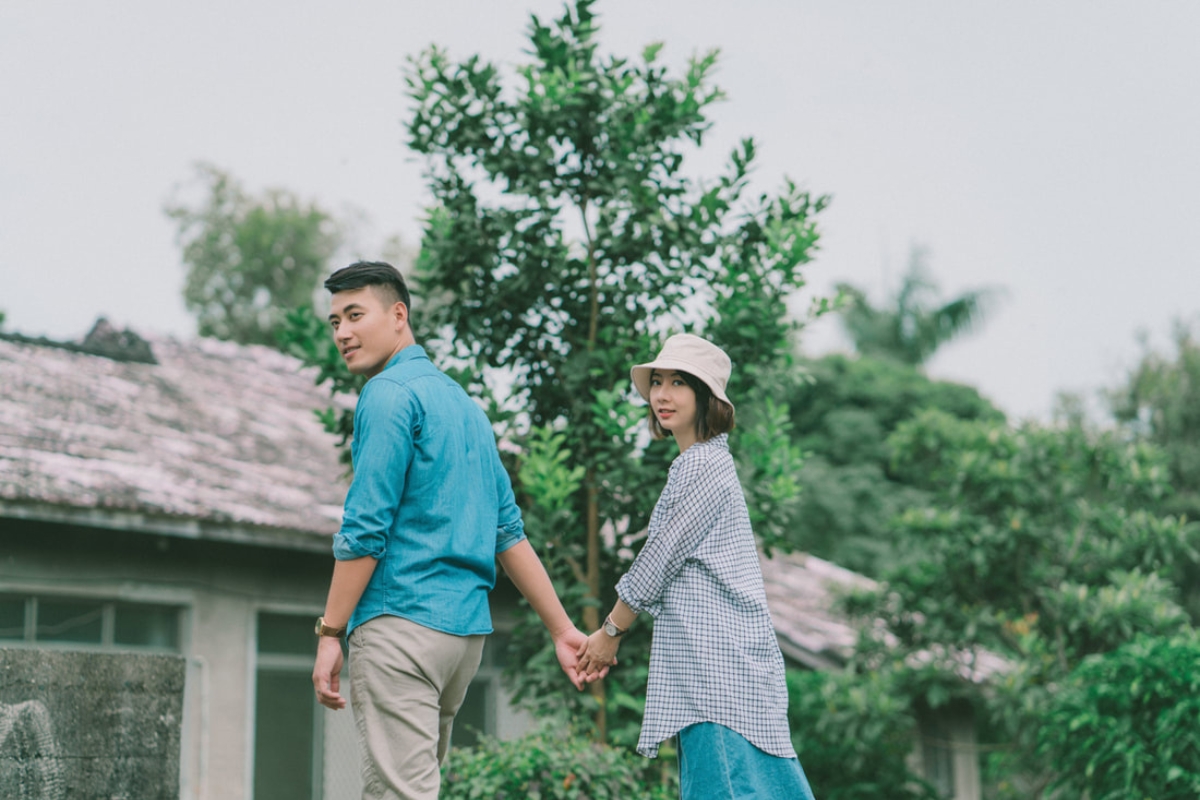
top-left (3, 1), bottom-right (1198, 420)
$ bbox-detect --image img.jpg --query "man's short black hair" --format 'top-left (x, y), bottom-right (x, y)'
top-left (324, 261), bottom-right (411, 312)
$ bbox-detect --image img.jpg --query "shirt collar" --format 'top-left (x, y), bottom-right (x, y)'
top-left (673, 432), bottom-right (729, 464)
top-left (382, 343), bottom-right (429, 372)
top-left (694, 432), bottom-right (730, 453)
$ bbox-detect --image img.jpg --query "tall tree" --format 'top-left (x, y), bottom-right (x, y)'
top-left (399, 0), bottom-right (824, 742)
top-left (836, 246), bottom-right (998, 366)
top-left (165, 163), bottom-right (342, 348)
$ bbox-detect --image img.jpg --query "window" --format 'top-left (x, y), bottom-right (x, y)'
top-left (921, 718), bottom-right (956, 798)
top-left (254, 612), bottom-right (324, 800)
top-left (0, 594), bottom-right (180, 651)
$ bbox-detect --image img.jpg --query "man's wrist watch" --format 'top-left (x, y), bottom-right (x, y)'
top-left (603, 615), bottom-right (628, 638)
top-left (315, 616), bottom-right (346, 638)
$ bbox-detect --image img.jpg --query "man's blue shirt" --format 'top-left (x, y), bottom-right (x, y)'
top-left (333, 345), bottom-right (526, 636)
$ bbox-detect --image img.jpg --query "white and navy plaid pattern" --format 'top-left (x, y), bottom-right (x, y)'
top-left (617, 434), bottom-right (796, 759)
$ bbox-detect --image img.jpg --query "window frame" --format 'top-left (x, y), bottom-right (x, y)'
top-left (0, 592), bottom-right (184, 653)
top-left (251, 607), bottom-right (327, 800)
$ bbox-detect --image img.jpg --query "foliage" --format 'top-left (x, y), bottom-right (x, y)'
top-left (276, 306), bottom-right (365, 466)
top-left (1037, 633), bottom-right (1200, 800)
top-left (440, 725), bottom-right (676, 800)
top-left (1109, 320), bottom-right (1200, 522)
top-left (165, 162), bottom-right (342, 348)
top-left (402, 0), bottom-right (825, 742)
top-left (737, 397), bottom-right (806, 557)
top-left (786, 668), bottom-right (937, 800)
top-left (849, 410), bottom-right (1199, 796)
top-left (835, 245), bottom-right (999, 366)
top-left (783, 353), bottom-right (1003, 574)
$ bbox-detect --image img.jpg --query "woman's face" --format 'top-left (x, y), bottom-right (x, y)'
top-left (649, 369), bottom-right (698, 440)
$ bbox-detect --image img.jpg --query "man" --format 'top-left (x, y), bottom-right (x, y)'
top-left (311, 261), bottom-right (593, 800)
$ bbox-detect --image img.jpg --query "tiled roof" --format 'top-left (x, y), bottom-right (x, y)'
top-left (0, 332), bottom-right (346, 548)
top-left (761, 549), bottom-right (1009, 681)
top-left (760, 549), bottom-right (874, 671)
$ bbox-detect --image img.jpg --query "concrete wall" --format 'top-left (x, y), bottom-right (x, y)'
top-left (0, 648), bottom-right (185, 800)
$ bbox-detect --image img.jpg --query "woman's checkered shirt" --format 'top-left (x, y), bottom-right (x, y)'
top-left (616, 434), bottom-right (796, 759)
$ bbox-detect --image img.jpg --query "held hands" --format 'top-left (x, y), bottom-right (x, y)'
top-left (576, 628), bottom-right (621, 679)
top-left (554, 626), bottom-right (609, 690)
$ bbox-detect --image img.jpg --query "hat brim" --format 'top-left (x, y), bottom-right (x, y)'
top-left (630, 358), bottom-right (733, 409)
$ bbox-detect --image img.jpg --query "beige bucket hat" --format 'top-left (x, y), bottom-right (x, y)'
top-left (630, 333), bottom-right (734, 410)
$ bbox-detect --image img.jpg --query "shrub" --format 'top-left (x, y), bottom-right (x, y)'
top-left (1038, 634), bottom-right (1200, 800)
top-left (787, 668), bottom-right (937, 800)
top-left (440, 725), bottom-right (676, 800)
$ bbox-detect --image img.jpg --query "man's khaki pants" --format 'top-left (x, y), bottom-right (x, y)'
top-left (349, 615), bottom-right (485, 800)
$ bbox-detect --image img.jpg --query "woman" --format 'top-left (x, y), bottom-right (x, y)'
top-left (578, 333), bottom-right (816, 799)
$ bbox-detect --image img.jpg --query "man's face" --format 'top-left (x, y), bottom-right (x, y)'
top-left (328, 287), bottom-right (407, 378)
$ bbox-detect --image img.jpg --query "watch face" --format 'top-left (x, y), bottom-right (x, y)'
top-left (604, 621), bottom-right (618, 636)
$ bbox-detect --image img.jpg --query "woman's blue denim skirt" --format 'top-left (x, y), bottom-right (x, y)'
top-left (678, 722), bottom-right (815, 799)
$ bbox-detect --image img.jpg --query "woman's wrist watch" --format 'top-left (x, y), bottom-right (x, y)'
top-left (603, 615), bottom-right (628, 638)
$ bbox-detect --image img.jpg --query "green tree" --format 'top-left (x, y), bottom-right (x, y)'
top-left (165, 163), bottom-right (342, 348)
top-left (277, 0), bottom-right (824, 745)
top-left (1109, 320), bottom-right (1200, 521)
top-left (784, 353), bottom-right (1004, 574)
top-left (836, 246), bottom-right (998, 366)
top-left (847, 410), bottom-right (1198, 797)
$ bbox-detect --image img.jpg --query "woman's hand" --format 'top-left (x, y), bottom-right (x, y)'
top-left (553, 626), bottom-right (608, 689)
top-left (577, 628), bottom-right (621, 677)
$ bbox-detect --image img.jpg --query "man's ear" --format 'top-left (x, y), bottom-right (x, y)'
top-left (391, 301), bottom-right (409, 330)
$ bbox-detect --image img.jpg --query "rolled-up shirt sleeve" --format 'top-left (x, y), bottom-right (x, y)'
top-left (333, 379), bottom-right (416, 561)
top-left (492, 445), bottom-right (526, 554)
top-left (616, 453), bottom-right (721, 617)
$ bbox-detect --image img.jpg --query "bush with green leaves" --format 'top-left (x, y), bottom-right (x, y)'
top-left (787, 668), bottom-right (937, 800)
top-left (847, 409), bottom-right (1199, 797)
top-left (1037, 633), bottom-right (1200, 800)
top-left (440, 726), bottom-right (676, 800)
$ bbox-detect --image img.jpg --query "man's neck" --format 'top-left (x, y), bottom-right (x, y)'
top-left (366, 338), bottom-right (418, 378)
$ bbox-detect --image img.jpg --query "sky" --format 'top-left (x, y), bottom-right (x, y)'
top-left (2, 1), bottom-right (1199, 420)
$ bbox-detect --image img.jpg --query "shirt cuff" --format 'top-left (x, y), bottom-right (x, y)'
top-left (495, 521), bottom-right (527, 554)
top-left (616, 576), bottom-right (659, 618)
top-left (333, 532), bottom-right (384, 560)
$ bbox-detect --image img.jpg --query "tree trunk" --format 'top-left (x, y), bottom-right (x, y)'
top-left (584, 476), bottom-right (606, 740)
top-left (581, 202), bottom-right (608, 740)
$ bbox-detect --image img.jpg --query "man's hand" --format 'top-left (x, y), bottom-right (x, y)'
top-left (577, 628), bottom-right (620, 678)
top-left (554, 626), bottom-right (608, 690)
top-left (313, 636), bottom-right (347, 710)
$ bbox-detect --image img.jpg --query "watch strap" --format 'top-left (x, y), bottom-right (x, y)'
top-left (315, 616), bottom-right (346, 638)
top-left (603, 615), bottom-right (628, 637)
